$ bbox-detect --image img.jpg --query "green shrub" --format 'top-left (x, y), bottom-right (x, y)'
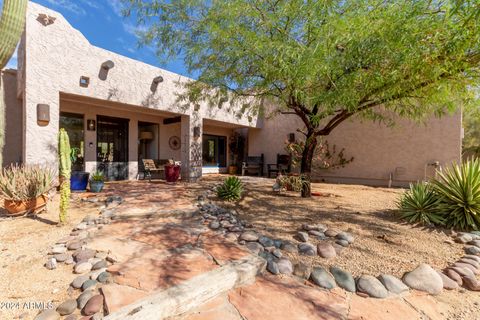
top-left (217, 176), bottom-right (243, 201)
top-left (278, 174), bottom-right (309, 192)
top-left (432, 158), bottom-right (480, 230)
top-left (398, 182), bottom-right (445, 226)
top-left (90, 170), bottom-right (105, 182)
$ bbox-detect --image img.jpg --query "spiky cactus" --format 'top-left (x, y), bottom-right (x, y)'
top-left (217, 176), bottom-right (243, 201)
top-left (0, 0), bottom-right (27, 69)
top-left (58, 129), bottom-right (71, 223)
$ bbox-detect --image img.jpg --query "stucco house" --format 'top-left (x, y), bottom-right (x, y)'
top-left (0, 3), bottom-right (462, 187)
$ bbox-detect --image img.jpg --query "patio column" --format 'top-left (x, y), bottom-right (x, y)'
top-left (181, 113), bottom-right (202, 182)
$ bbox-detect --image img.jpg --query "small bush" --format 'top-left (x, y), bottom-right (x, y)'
top-left (278, 174), bottom-right (309, 192)
top-left (0, 164), bottom-right (56, 201)
top-left (217, 176), bottom-right (243, 201)
top-left (432, 158), bottom-right (480, 230)
top-left (398, 182), bottom-right (445, 226)
top-left (90, 170), bottom-right (105, 182)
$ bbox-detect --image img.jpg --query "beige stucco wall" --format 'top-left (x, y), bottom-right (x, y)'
top-left (249, 112), bottom-right (462, 186)
top-left (0, 70), bottom-right (23, 166)
top-left (159, 123), bottom-right (182, 161)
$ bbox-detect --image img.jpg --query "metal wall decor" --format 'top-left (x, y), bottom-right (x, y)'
top-left (169, 136), bottom-right (181, 150)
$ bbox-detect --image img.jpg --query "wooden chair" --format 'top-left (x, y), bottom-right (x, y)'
top-left (241, 154), bottom-right (264, 176)
top-left (141, 159), bottom-right (165, 182)
top-left (267, 154), bottom-right (291, 178)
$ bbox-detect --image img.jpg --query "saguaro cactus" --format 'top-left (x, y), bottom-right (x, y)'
top-left (58, 129), bottom-right (71, 223)
top-left (0, 0), bottom-right (27, 70)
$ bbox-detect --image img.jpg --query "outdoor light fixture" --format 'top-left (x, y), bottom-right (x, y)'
top-left (99, 60), bottom-right (114, 80)
top-left (193, 126), bottom-right (201, 138)
top-left (79, 76), bottom-right (90, 87)
top-left (150, 75), bottom-right (164, 92)
top-left (36, 104), bottom-right (50, 126)
top-left (87, 119), bottom-right (96, 131)
top-left (288, 133), bottom-right (295, 143)
top-left (194, 104), bottom-right (200, 112)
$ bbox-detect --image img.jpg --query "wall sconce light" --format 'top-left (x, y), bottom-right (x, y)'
top-left (99, 60), bottom-right (114, 80)
top-left (288, 133), bottom-right (296, 143)
top-left (89, 142), bottom-right (94, 148)
top-left (87, 119), bottom-right (96, 131)
top-left (37, 104), bottom-right (50, 126)
top-left (194, 104), bottom-right (200, 112)
top-left (193, 126), bottom-right (201, 138)
top-left (150, 75), bottom-right (164, 92)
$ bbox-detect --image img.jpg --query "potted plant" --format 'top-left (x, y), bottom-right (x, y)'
top-left (164, 159), bottom-right (181, 183)
top-left (228, 132), bottom-right (245, 175)
top-left (89, 170), bottom-right (105, 193)
top-left (69, 147), bottom-right (89, 191)
top-left (0, 165), bottom-right (56, 216)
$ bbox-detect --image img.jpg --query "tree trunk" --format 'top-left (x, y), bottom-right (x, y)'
top-left (300, 133), bottom-right (317, 198)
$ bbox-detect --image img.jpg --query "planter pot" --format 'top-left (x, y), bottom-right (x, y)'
top-left (89, 181), bottom-right (104, 193)
top-left (228, 165), bottom-right (238, 175)
top-left (70, 171), bottom-right (90, 191)
top-left (165, 165), bottom-right (181, 183)
top-left (4, 194), bottom-right (48, 216)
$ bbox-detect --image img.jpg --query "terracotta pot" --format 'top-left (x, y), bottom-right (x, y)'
top-left (4, 195), bottom-right (48, 216)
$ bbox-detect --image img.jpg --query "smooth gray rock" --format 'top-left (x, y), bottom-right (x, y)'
top-left (378, 274), bottom-right (409, 294)
top-left (310, 267), bottom-right (336, 289)
top-left (51, 246), bottom-right (67, 254)
top-left (298, 243), bottom-right (317, 256)
top-left (92, 260), bottom-right (107, 270)
top-left (267, 261), bottom-right (280, 274)
top-left (324, 229), bottom-right (339, 237)
top-left (459, 258), bottom-right (480, 269)
top-left (443, 269), bottom-right (463, 285)
top-left (97, 271), bottom-right (112, 284)
top-left (456, 234), bottom-right (473, 243)
top-left (272, 249), bottom-right (282, 258)
top-left (293, 263), bottom-right (312, 279)
top-left (74, 249), bottom-right (96, 263)
top-left (259, 236), bottom-right (275, 247)
top-left (56, 299), bottom-right (77, 316)
top-left (330, 266), bottom-right (355, 292)
top-left (335, 232), bottom-right (354, 244)
top-left (33, 310), bottom-right (60, 320)
top-left (246, 242), bottom-right (264, 254)
top-left (464, 255), bottom-right (480, 263)
top-left (402, 264), bottom-right (443, 295)
top-left (277, 258), bottom-right (293, 275)
top-left (437, 271), bottom-right (459, 290)
top-left (449, 266), bottom-right (475, 278)
top-left (281, 241), bottom-right (298, 253)
top-left (209, 220), bottom-right (220, 229)
top-left (296, 231), bottom-right (309, 243)
top-left (53, 253), bottom-right (70, 263)
top-left (67, 241), bottom-right (83, 251)
top-left (357, 275), bottom-right (388, 298)
top-left (465, 246), bottom-right (480, 255)
top-left (45, 258), bottom-right (57, 270)
top-left (273, 239), bottom-right (283, 249)
top-left (302, 223), bottom-right (328, 232)
top-left (77, 290), bottom-right (94, 309)
top-left (468, 240), bottom-right (480, 248)
top-left (71, 275), bottom-right (89, 289)
top-left (335, 239), bottom-right (349, 247)
top-left (82, 279), bottom-right (97, 291)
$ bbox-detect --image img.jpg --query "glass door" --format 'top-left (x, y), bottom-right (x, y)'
top-left (202, 134), bottom-right (227, 167)
top-left (97, 116), bottom-right (129, 181)
top-left (60, 112), bottom-right (85, 172)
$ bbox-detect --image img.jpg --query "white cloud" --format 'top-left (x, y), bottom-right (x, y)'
top-left (107, 0), bottom-right (125, 17)
top-left (43, 0), bottom-right (87, 16)
top-left (123, 22), bottom-right (147, 38)
top-left (79, 0), bottom-right (101, 9)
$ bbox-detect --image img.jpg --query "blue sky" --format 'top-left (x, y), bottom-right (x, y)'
top-left (4, 0), bottom-right (191, 77)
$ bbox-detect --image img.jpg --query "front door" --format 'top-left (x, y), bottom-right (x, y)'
top-left (202, 134), bottom-right (227, 168)
top-left (97, 116), bottom-right (129, 181)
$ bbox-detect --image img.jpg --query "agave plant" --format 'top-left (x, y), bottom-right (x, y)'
top-left (0, 164), bottom-right (56, 201)
top-left (432, 159), bottom-right (480, 230)
top-left (217, 176), bottom-right (243, 201)
top-left (397, 182), bottom-right (445, 226)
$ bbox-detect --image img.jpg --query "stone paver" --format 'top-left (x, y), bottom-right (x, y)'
top-left (179, 294), bottom-right (243, 320)
top-left (348, 295), bottom-right (420, 320)
top-left (101, 283), bottom-right (148, 314)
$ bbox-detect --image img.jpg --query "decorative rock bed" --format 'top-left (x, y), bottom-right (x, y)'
top-left (198, 197), bottom-right (480, 299)
top-left (34, 196), bottom-right (123, 320)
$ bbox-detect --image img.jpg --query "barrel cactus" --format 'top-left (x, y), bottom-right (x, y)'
top-left (0, 0), bottom-right (27, 69)
top-left (58, 129), bottom-right (71, 223)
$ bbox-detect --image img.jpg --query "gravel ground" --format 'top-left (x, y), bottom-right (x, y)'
top-left (0, 194), bottom-right (100, 320)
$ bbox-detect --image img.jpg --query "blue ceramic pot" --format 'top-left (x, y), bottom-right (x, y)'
top-left (89, 181), bottom-right (104, 193)
top-left (70, 171), bottom-right (89, 191)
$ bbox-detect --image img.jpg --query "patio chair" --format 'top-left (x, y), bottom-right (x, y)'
top-left (141, 159), bottom-right (165, 182)
top-left (241, 154), bottom-right (264, 176)
top-left (267, 154), bottom-right (292, 178)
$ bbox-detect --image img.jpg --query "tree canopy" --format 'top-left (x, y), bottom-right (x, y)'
top-left (125, 0), bottom-right (480, 196)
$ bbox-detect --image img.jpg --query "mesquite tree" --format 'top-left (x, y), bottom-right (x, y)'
top-left (125, 0), bottom-right (480, 197)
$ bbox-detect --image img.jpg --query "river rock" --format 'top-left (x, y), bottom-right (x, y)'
top-left (281, 241), bottom-right (298, 253)
top-left (463, 276), bottom-right (480, 291)
top-left (54, 253), bottom-right (70, 263)
top-left (81, 279), bottom-right (97, 291)
top-left (378, 274), bottom-right (409, 294)
top-left (97, 272), bottom-right (112, 284)
top-left (56, 299), bottom-right (77, 316)
top-left (459, 258), bottom-right (480, 269)
top-left (330, 266), bottom-right (355, 292)
top-left (72, 275), bottom-right (89, 289)
top-left (74, 249), bottom-right (96, 263)
top-left (92, 260), bottom-right (108, 270)
top-left (468, 239), bottom-right (480, 247)
top-left (302, 223), bottom-right (328, 232)
top-left (310, 267), bottom-right (336, 289)
top-left (335, 232), bottom-right (354, 244)
top-left (437, 272), bottom-right (459, 290)
top-left (296, 231), bottom-right (309, 242)
top-left (209, 220), bottom-right (220, 229)
top-left (74, 262), bottom-right (92, 274)
top-left (449, 266), bottom-right (475, 279)
top-left (33, 310), bottom-right (60, 320)
top-left (82, 295), bottom-right (103, 316)
top-left (335, 239), bottom-right (349, 247)
top-left (77, 290), bottom-right (94, 309)
top-left (452, 262), bottom-right (479, 275)
top-left (298, 243), bottom-right (316, 256)
top-left (357, 275), bottom-right (388, 298)
top-left (293, 262), bottom-right (311, 279)
top-left (465, 246), bottom-right (480, 255)
top-left (455, 234), bottom-right (473, 244)
top-left (245, 242), bottom-right (263, 254)
top-left (240, 231), bottom-right (259, 242)
top-left (277, 258), bottom-right (293, 275)
top-left (402, 264), bottom-right (443, 295)
top-left (443, 269), bottom-right (463, 285)
top-left (45, 258), bottom-right (57, 270)
top-left (259, 236), bottom-right (275, 247)
top-left (317, 243), bottom-right (336, 259)
top-left (67, 241), bottom-right (83, 251)
top-left (267, 261), bottom-right (279, 274)
top-left (464, 255), bottom-right (480, 263)
top-left (324, 229), bottom-right (339, 237)
top-left (51, 246), bottom-right (67, 254)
